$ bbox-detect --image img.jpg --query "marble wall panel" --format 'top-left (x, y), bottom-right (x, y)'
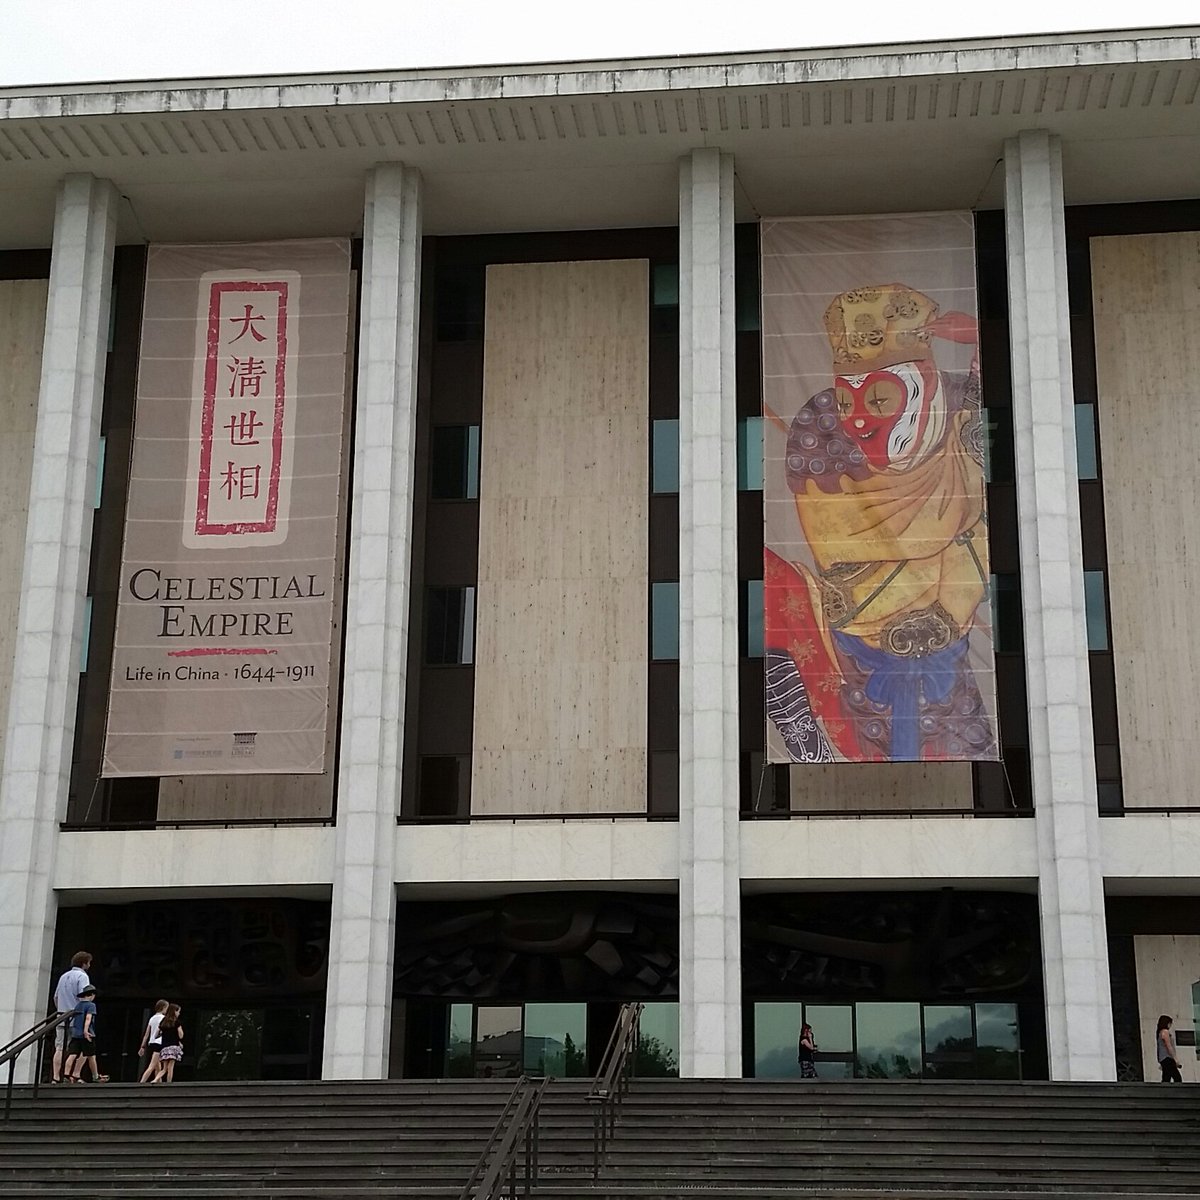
top-left (472, 260), bottom-right (649, 814)
top-left (1093, 233), bottom-right (1200, 808)
top-left (0, 279), bottom-right (48, 779)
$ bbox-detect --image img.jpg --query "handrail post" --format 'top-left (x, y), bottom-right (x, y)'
top-left (4, 1056), bottom-right (15, 1122)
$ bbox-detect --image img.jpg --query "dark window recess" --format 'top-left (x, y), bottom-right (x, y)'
top-left (649, 751), bottom-right (679, 816)
top-left (651, 582), bottom-right (680, 662)
top-left (989, 574), bottom-right (1024, 654)
top-left (652, 419), bottom-right (680, 495)
top-left (984, 407), bottom-right (1015, 485)
top-left (740, 580), bottom-right (764, 658)
top-left (973, 746), bottom-right (1033, 812)
top-left (652, 263), bottom-right (679, 308)
top-left (741, 752), bottom-right (789, 814)
top-left (425, 586), bottom-right (476, 665)
top-left (734, 222), bottom-right (761, 333)
top-left (430, 425), bottom-right (481, 499)
top-left (435, 263), bottom-right (485, 341)
top-left (1095, 743), bottom-right (1124, 814)
top-left (418, 756), bottom-right (470, 819)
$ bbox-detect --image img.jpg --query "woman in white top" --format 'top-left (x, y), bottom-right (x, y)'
top-left (138, 999), bottom-right (170, 1084)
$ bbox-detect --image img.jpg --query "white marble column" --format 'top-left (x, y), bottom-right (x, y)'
top-left (323, 163), bottom-right (422, 1079)
top-left (678, 148), bottom-right (741, 1077)
top-left (1005, 129), bottom-right (1115, 1081)
top-left (0, 174), bottom-right (118, 1064)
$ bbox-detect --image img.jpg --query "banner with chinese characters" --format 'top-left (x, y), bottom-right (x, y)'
top-left (761, 214), bottom-right (998, 764)
top-left (102, 239), bottom-right (352, 776)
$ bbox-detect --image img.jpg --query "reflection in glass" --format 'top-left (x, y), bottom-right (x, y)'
top-left (431, 425), bottom-right (481, 500)
top-left (474, 1006), bottom-right (523, 1078)
top-left (447, 1002), bottom-right (473, 1077)
top-left (737, 417), bottom-right (764, 491)
top-left (923, 1005), bottom-right (974, 1078)
top-left (753, 1001), bottom-right (803, 1078)
top-left (1075, 403), bottom-right (1098, 481)
top-left (653, 263), bottom-right (679, 308)
top-left (855, 1002), bottom-right (921, 1079)
top-left (975, 1003), bottom-right (1021, 1079)
top-left (194, 1008), bottom-right (264, 1081)
top-left (651, 582), bottom-right (680, 661)
top-left (652, 420), bottom-right (680, 494)
top-left (804, 1005), bottom-right (853, 1052)
top-left (742, 580), bottom-right (764, 658)
top-left (426, 586), bottom-right (476, 664)
top-left (524, 1003), bottom-right (587, 1077)
top-left (1084, 571), bottom-right (1109, 651)
top-left (636, 1003), bottom-right (680, 1077)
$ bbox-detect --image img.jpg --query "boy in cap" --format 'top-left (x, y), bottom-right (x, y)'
top-left (64, 983), bottom-right (107, 1083)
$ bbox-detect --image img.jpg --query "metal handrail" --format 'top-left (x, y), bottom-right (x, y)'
top-left (1, 1012), bottom-right (69, 1120)
top-left (587, 1001), bottom-right (643, 1180)
top-left (458, 1074), bottom-right (550, 1200)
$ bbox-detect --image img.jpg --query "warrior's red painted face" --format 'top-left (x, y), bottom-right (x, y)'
top-left (833, 371), bottom-right (911, 468)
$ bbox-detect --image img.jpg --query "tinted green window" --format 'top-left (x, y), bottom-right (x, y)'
top-left (652, 419), bottom-right (680, 494)
top-left (425, 587), bottom-right (476, 664)
top-left (524, 1003), bottom-right (587, 1077)
top-left (431, 425), bottom-right (481, 500)
top-left (1084, 570), bottom-right (1109, 651)
top-left (636, 1003), bottom-right (680, 1078)
top-left (855, 1002), bottom-right (921, 1079)
top-left (742, 579), bottom-right (764, 658)
top-left (975, 1003), bottom-right (1020, 1079)
top-left (447, 1003), bottom-right (473, 1077)
top-left (737, 417), bottom-right (764, 491)
top-left (1075, 403), bottom-right (1098, 481)
top-left (651, 582), bottom-right (679, 661)
top-left (753, 1001), bottom-right (803, 1078)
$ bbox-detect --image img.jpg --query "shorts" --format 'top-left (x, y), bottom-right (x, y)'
top-left (146, 1042), bottom-right (162, 1057)
top-left (55, 1020), bottom-right (71, 1051)
top-left (67, 1037), bottom-right (93, 1056)
top-left (158, 1045), bottom-right (183, 1063)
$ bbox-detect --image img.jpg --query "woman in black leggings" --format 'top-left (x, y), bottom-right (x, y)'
top-left (1157, 1015), bottom-right (1183, 1083)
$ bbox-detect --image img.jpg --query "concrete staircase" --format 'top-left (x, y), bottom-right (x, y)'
top-left (2, 1078), bottom-right (1199, 1198)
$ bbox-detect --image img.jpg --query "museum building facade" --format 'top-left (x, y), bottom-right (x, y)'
top-left (1, 27), bottom-right (1200, 1084)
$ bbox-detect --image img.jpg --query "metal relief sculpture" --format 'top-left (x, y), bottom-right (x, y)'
top-left (762, 215), bottom-right (998, 763)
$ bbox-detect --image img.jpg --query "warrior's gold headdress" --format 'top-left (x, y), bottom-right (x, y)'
top-left (823, 284), bottom-right (938, 372)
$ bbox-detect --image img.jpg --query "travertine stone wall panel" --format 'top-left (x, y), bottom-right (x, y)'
top-left (0, 279), bottom-right (47, 780)
top-left (1134, 935), bottom-right (1200, 1082)
top-left (789, 762), bottom-right (971, 811)
top-left (1092, 232), bottom-right (1200, 809)
top-left (473, 259), bottom-right (648, 815)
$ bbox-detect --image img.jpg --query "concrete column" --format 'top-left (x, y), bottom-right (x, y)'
top-left (323, 163), bottom-right (422, 1079)
top-left (1005, 129), bottom-right (1115, 1081)
top-left (678, 148), bottom-right (741, 1077)
top-left (0, 174), bottom-right (118, 1063)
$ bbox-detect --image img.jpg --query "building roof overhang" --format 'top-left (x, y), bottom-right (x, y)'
top-left (0, 28), bottom-right (1198, 247)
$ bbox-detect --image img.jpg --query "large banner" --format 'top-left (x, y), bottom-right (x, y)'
top-left (102, 239), bottom-right (352, 777)
top-left (762, 214), bottom-right (998, 764)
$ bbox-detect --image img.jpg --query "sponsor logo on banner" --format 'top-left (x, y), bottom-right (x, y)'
top-left (102, 240), bottom-right (351, 777)
top-left (760, 213), bottom-right (998, 765)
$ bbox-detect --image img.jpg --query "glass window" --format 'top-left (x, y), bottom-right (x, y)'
top-left (80, 596), bottom-right (92, 673)
top-left (636, 1003), bottom-right (679, 1077)
top-left (447, 1003), bottom-right (473, 1077)
top-left (1075, 403), bottom-right (1099, 481)
top-left (652, 263), bottom-right (679, 308)
top-left (425, 586), bottom-right (476, 664)
top-left (855, 1002), bottom-right (921, 1079)
top-left (94, 436), bottom-right (106, 509)
top-left (752, 1002), bottom-right (803, 1078)
top-left (193, 1008), bottom-right (264, 1081)
top-left (1084, 570), bottom-right (1109, 651)
top-left (804, 1003), bottom-right (854, 1080)
top-left (431, 426), bottom-right (481, 500)
top-left (474, 1006), bottom-right (523, 1079)
top-left (984, 407), bottom-right (1015, 484)
top-left (737, 417), bottom-right (764, 491)
top-left (975, 1003), bottom-right (1020, 1079)
top-left (649, 751), bottom-right (679, 816)
top-left (652, 419), bottom-right (680, 494)
top-left (989, 574), bottom-right (1023, 653)
top-left (651, 582), bottom-right (679, 661)
top-left (741, 579), bottom-right (764, 658)
top-left (923, 1005), bottom-right (974, 1078)
top-left (524, 1003), bottom-right (587, 1077)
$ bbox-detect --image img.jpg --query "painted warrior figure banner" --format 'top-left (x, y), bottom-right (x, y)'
top-left (761, 213), bottom-right (998, 764)
top-left (102, 239), bottom-right (352, 777)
